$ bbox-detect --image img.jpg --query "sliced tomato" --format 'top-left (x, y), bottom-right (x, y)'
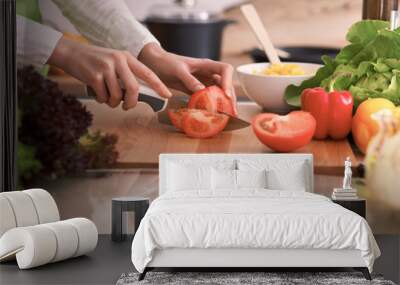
top-left (168, 108), bottom-right (190, 131)
top-left (181, 109), bottom-right (229, 139)
top-left (188, 85), bottom-right (234, 116)
top-left (252, 111), bottom-right (316, 152)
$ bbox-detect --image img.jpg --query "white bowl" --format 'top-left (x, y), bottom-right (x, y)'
top-left (236, 62), bottom-right (322, 114)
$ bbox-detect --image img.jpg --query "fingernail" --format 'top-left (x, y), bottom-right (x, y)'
top-left (194, 84), bottom-right (205, 91)
top-left (167, 91), bottom-right (173, 98)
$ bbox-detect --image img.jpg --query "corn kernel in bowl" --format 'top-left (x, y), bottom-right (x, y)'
top-left (255, 64), bottom-right (306, 76)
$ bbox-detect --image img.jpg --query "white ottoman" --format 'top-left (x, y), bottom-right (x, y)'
top-left (0, 189), bottom-right (98, 269)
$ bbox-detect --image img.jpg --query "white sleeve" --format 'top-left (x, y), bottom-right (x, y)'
top-left (51, 0), bottom-right (159, 57)
top-left (17, 15), bottom-right (63, 68)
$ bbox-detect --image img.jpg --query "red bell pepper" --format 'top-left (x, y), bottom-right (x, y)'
top-left (301, 87), bottom-right (353, 140)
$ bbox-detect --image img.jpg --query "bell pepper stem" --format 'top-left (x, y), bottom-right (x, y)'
top-left (328, 79), bottom-right (336, 93)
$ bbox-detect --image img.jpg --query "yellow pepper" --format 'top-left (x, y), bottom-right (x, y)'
top-left (352, 98), bottom-right (399, 153)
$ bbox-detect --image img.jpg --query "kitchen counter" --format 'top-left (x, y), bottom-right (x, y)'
top-left (82, 98), bottom-right (358, 175)
top-left (45, 74), bottom-right (361, 175)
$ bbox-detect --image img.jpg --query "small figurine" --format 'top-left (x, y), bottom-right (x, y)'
top-left (342, 157), bottom-right (352, 190)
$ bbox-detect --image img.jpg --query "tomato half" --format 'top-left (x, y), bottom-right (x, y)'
top-left (168, 108), bottom-right (190, 131)
top-left (182, 109), bottom-right (229, 139)
top-left (252, 111), bottom-right (316, 152)
top-left (188, 85), bottom-right (234, 116)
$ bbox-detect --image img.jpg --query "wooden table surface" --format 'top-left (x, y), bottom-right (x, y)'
top-left (82, 98), bottom-right (358, 175)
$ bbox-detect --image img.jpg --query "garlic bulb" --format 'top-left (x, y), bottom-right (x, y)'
top-left (365, 110), bottom-right (400, 210)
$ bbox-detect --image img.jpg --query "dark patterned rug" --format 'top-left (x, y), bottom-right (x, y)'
top-left (116, 272), bottom-right (396, 285)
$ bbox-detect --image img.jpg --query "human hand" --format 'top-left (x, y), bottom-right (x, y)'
top-left (47, 37), bottom-right (172, 110)
top-left (138, 43), bottom-right (238, 116)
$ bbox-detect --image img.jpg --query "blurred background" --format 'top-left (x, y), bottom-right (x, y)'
top-left (38, 0), bottom-right (360, 64)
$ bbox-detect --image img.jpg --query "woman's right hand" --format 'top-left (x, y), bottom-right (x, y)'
top-left (47, 36), bottom-right (172, 110)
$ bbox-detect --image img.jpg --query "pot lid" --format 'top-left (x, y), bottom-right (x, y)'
top-left (146, 0), bottom-right (220, 22)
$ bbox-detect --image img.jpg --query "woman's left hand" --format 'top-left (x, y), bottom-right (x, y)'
top-left (139, 43), bottom-right (237, 116)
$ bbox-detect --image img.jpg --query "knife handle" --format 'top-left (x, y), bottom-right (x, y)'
top-left (86, 85), bottom-right (168, 112)
top-left (137, 93), bottom-right (167, 112)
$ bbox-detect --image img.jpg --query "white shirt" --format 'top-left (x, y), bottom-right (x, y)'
top-left (17, 0), bottom-right (158, 68)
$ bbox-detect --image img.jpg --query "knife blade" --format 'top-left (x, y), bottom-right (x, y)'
top-left (86, 85), bottom-right (250, 131)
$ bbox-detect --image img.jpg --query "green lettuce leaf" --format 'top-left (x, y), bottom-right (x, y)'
top-left (349, 86), bottom-right (381, 107)
top-left (350, 71), bottom-right (400, 107)
top-left (346, 20), bottom-right (388, 45)
top-left (355, 73), bottom-right (391, 92)
top-left (284, 19), bottom-right (400, 107)
top-left (335, 20), bottom-right (388, 64)
top-left (350, 29), bottom-right (400, 65)
top-left (383, 58), bottom-right (400, 69)
top-left (284, 55), bottom-right (337, 107)
top-left (380, 73), bottom-right (400, 105)
top-left (320, 64), bottom-right (358, 91)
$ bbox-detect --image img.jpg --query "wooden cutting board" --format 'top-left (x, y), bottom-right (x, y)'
top-left (82, 99), bottom-right (358, 175)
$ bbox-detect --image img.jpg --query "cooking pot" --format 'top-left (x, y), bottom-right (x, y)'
top-left (144, 0), bottom-right (235, 60)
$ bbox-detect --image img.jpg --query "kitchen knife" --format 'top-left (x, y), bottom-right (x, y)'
top-left (86, 85), bottom-right (250, 131)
